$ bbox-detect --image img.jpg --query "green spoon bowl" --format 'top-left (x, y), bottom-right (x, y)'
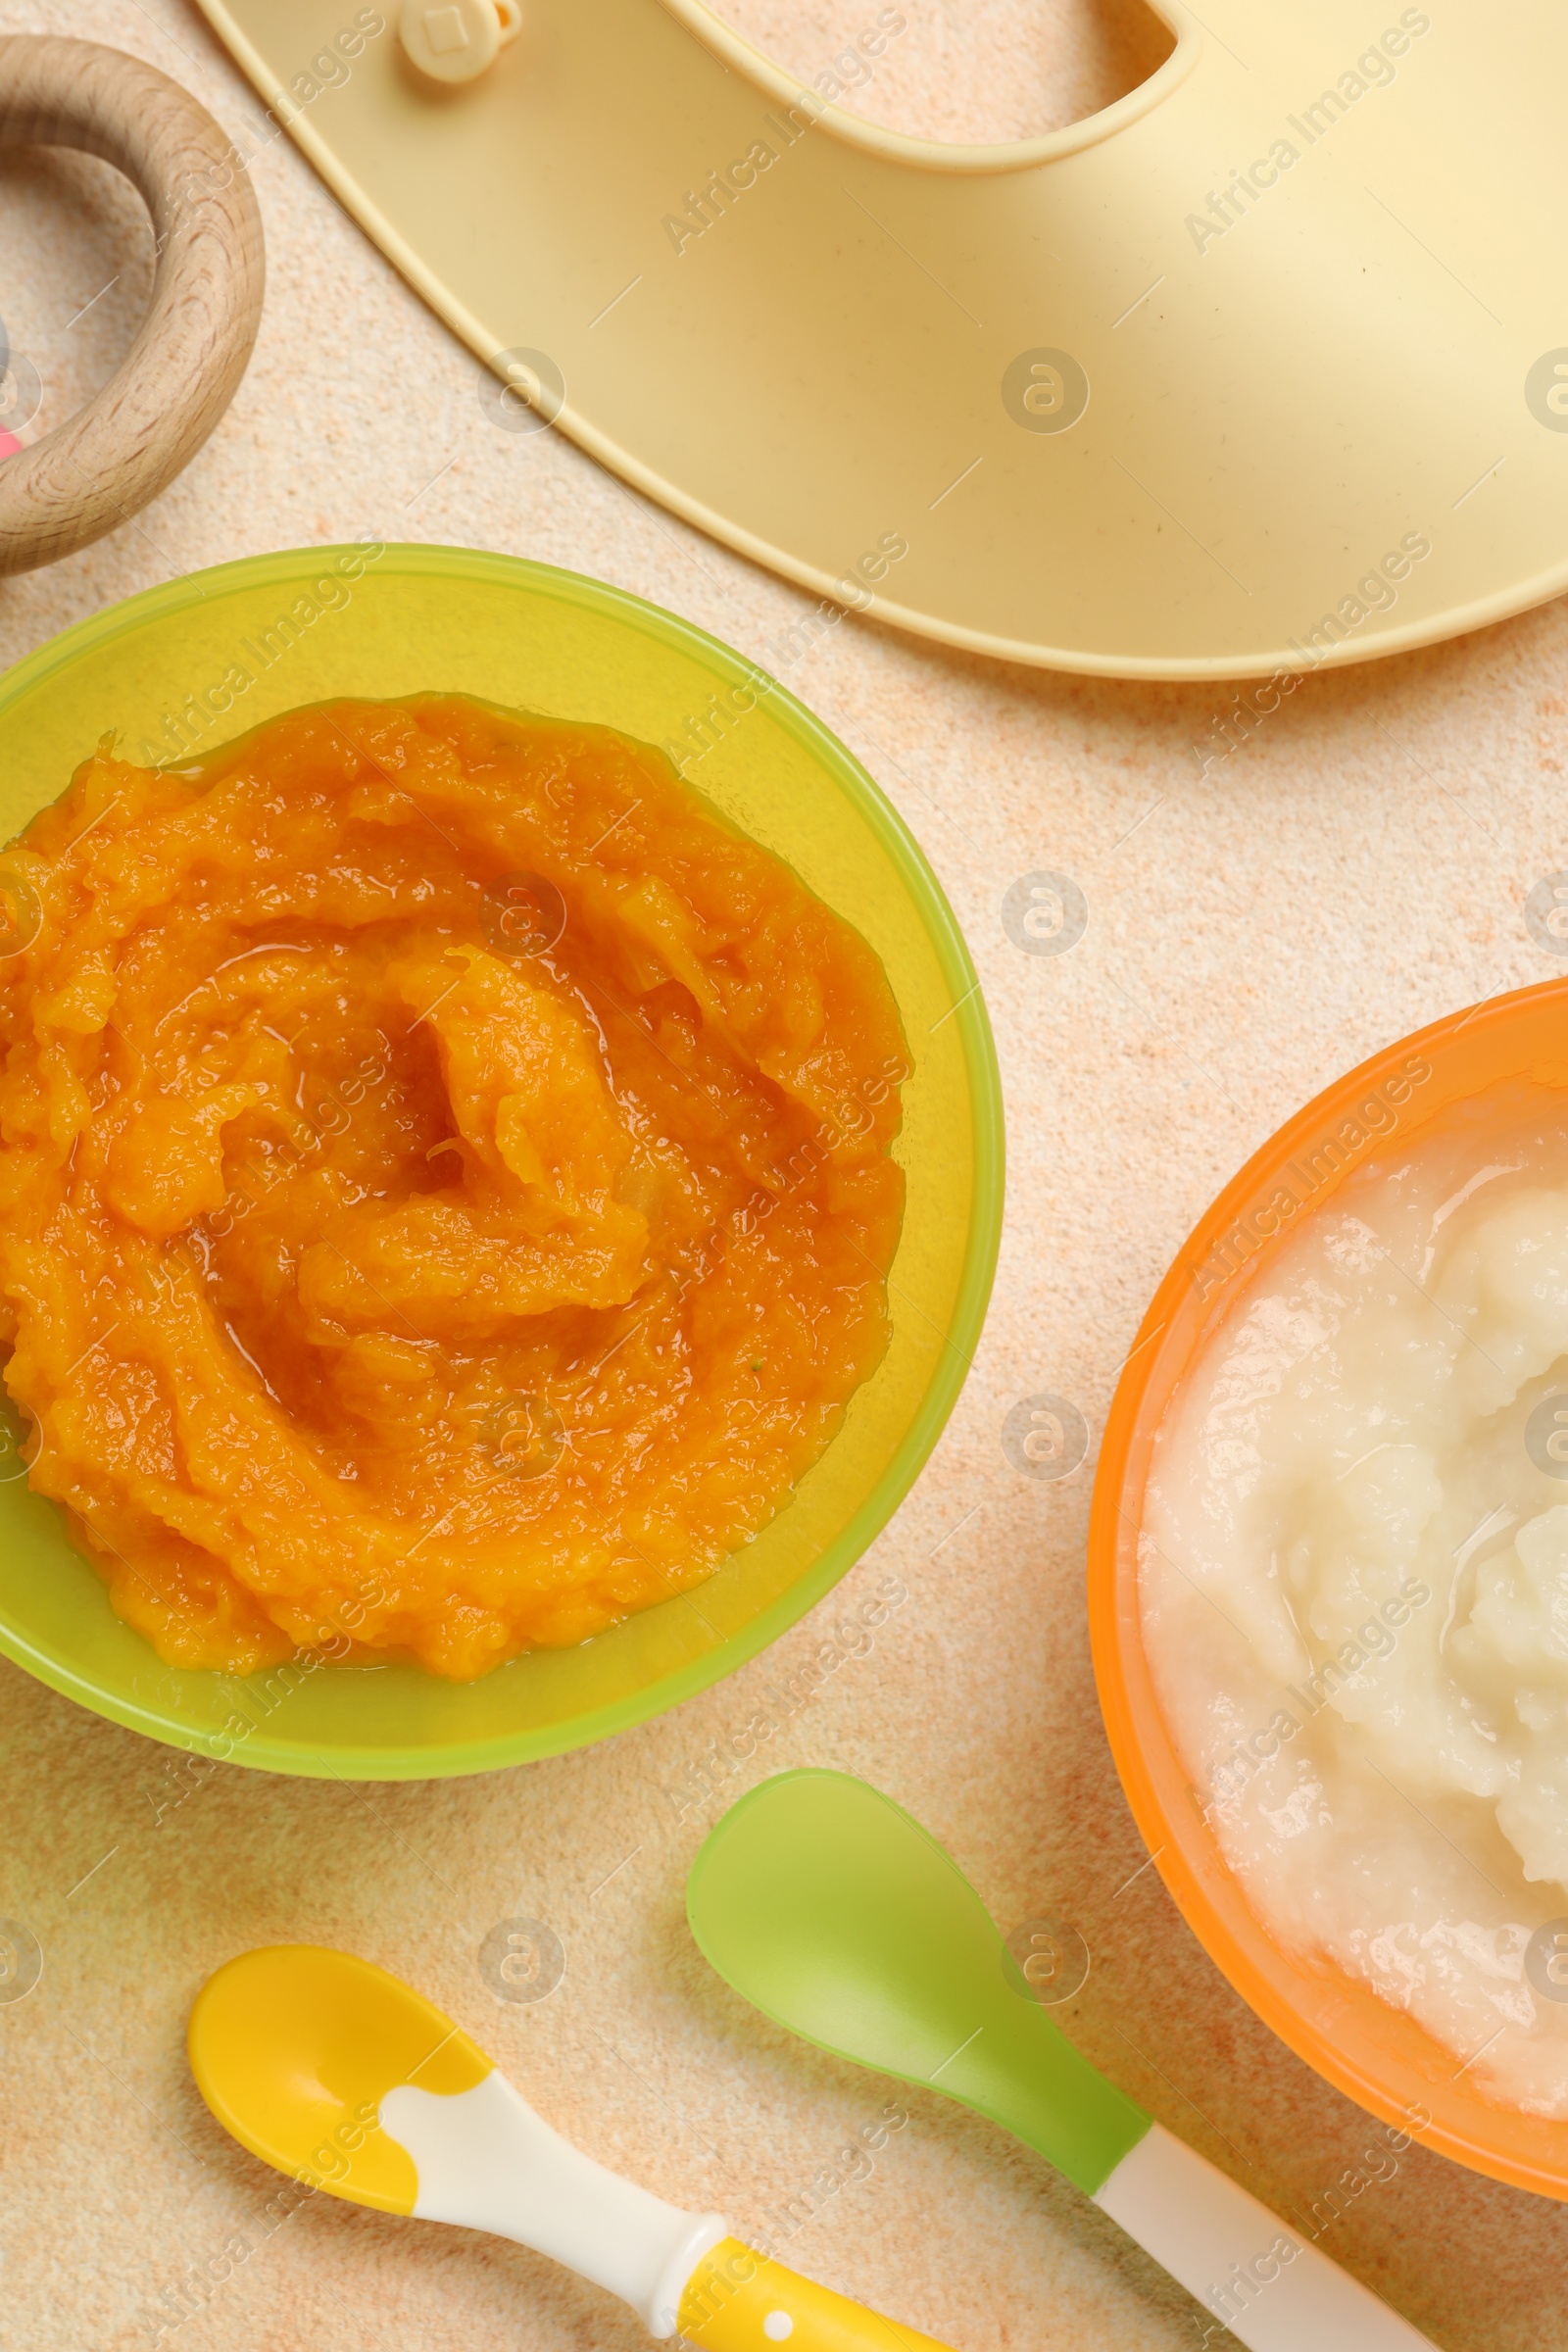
top-left (686, 1767), bottom-right (1145, 2195)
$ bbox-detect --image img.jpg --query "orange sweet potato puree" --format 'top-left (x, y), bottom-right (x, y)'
top-left (0, 696), bottom-right (906, 1678)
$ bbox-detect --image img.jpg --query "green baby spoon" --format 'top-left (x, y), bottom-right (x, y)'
top-left (686, 1771), bottom-right (1434, 2352)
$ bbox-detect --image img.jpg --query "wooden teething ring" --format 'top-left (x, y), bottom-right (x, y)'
top-left (0, 37), bottom-right (264, 576)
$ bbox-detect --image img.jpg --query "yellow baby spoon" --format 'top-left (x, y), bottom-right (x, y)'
top-left (189, 1944), bottom-right (956, 2350)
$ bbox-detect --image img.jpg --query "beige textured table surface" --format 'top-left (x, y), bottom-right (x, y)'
top-left (1, 5), bottom-right (1566, 2348)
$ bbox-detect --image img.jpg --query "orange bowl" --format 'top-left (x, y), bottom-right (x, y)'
top-left (1090, 975), bottom-right (1568, 2200)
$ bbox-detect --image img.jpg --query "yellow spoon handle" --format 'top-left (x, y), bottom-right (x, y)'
top-left (678, 2236), bottom-right (956, 2351)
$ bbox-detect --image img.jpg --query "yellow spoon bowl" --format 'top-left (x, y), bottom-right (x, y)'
top-left (189, 1944), bottom-right (487, 2214)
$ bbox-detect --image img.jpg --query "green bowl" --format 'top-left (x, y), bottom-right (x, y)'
top-left (0, 545), bottom-right (1003, 1778)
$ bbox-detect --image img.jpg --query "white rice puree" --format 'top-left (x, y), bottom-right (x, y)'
top-left (1143, 1091), bottom-right (1568, 2115)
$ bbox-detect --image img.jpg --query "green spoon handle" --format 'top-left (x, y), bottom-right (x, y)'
top-left (1094, 2123), bottom-right (1437, 2350)
top-left (936, 1984), bottom-right (1151, 2195)
top-left (953, 2017), bottom-right (1436, 2347)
